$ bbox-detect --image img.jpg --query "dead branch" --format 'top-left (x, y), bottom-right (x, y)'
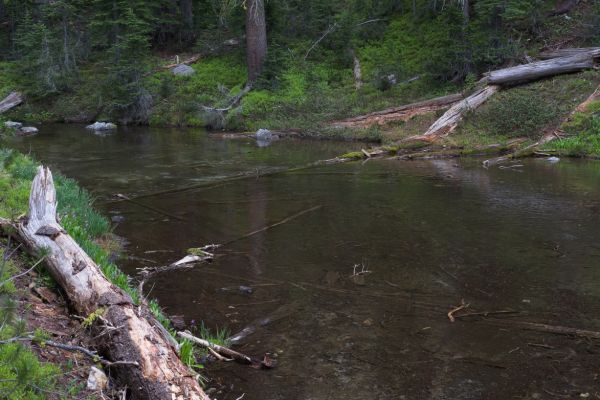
top-left (448, 299), bottom-right (470, 322)
top-left (225, 205), bottom-right (322, 245)
top-left (114, 193), bottom-right (184, 221)
top-left (0, 92), bottom-right (23, 114)
top-left (177, 331), bottom-right (275, 368)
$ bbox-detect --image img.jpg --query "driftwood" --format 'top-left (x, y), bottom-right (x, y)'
top-left (487, 52), bottom-right (599, 85)
top-left (0, 91), bottom-right (23, 113)
top-left (202, 83), bottom-right (253, 113)
top-left (177, 331), bottom-right (275, 368)
top-left (1, 167), bottom-right (209, 400)
top-left (329, 93), bottom-right (463, 128)
top-left (483, 84), bottom-right (600, 166)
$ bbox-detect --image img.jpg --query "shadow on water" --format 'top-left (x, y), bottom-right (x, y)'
top-left (5, 124), bottom-right (600, 399)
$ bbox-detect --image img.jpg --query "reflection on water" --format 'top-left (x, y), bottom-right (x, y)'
top-left (5, 124), bottom-right (600, 399)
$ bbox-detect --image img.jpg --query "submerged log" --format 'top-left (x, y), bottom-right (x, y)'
top-left (2, 167), bottom-right (209, 400)
top-left (0, 91), bottom-right (23, 113)
top-left (329, 93), bottom-right (463, 128)
top-left (488, 53), bottom-right (599, 85)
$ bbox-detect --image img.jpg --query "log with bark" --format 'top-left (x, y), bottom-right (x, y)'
top-left (328, 93), bottom-right (464, 128)
top-left (0, 91), bottom-right (23, 113)
top-left (402, 85), bottom-right (500, 142)
top-left (483, 84), bottom-right (600, 166)
top-left (0, 167), bottom-right (209, 400)
top-left (487, 52), bottom-right (600, 86)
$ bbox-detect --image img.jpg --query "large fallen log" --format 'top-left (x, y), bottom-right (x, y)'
top-left (0, 167), bottom-right (209, 400)
top-left (0, 91), bottom-right (23, 113)
top-left (488, 52), bottom-right (599, 85)
top-left (402, 85), bottom-right (500, 142)
top-left (328, 93), bottom-right (463, 128)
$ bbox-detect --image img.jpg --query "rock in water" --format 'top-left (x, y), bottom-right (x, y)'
top-left (172, 64), bottom-right (195, 76)
top-left (4, 121), bottom-right (22, 129)
top-left (87, 366), bottom-right (108, 391)
top-left (547, 156), bottom-right (560, 163)
top-left (255, 128), bottom-right (273, 141)
top-left (86, 121), bottom-right (117, 131)
top-left (17, 126), bottom-right (38, 135)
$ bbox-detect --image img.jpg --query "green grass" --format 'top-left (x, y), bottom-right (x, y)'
top-left (542, 100), bottom-right (600, 157)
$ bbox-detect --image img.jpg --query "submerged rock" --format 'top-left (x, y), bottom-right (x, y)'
top-left (172, 64), bottom-right (195, 76)
top-left (4, 121), bottom-right (22, 129)
top-left (17, 126), bottom-right (38, 136)
top-left (547, 156), bottom-right (560, 163)
top-left (86, 121), bottom-right (117, 131)
top-left (255, 128), bottom-right (273, 141)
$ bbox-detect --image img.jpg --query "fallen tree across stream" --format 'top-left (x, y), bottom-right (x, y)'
top-left (0, 167), bottom-right (209, 400)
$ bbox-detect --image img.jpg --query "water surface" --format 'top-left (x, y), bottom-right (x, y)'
top-left (5, 125), bottom-right (600, 399)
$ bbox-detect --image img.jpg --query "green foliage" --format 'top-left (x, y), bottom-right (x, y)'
top-left (543, 101), bottom-right (600, 157)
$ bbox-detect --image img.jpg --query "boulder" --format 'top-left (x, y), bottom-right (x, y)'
top-left (86, 121), bottom-right (117, 131)
top-left (87, 366), bottom-right (108, 391)
top-left (17, 126), bottom-right (38, 136)
top-left (171, 64), bottom-right (195, 76)
top-left (4, 121), bottom-right (22, 129)
top-left (255, 128), bottom-right (273, 141)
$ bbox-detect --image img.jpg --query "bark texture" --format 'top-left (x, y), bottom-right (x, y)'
top-left (329, 93), bottom-right (463, 128)
top-left (6, 167), bottom-right (209, 400)
top-left (246, 0), bottom-right (267, 82)
top-left (539, 47), bottom-right (600, 60)
top-left (0, 91), bottom-right (23, 113)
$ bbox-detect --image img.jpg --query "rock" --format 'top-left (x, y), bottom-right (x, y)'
top-left (86, 121), bottom-right (117, 131)
top-left (255, 128), bottom-right (273, 141)
top-left (87, 366), bottom-right (108, 391)
top-left (547, 156), bottom-right (560, 163)
top-left (171, 64), bottom-right (195, 76)
top-left (4, 121), bottom-right (22, 129)
top-left (111, 215), bottom-right (125, 223)
top-left (17, 126), bottom-right (38, 136)
top-left (224, 38), bottom-right (240, 46)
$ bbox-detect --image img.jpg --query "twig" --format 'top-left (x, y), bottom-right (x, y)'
top-left (448, 299), bottom-right (470, 322)
top-left (304, 23), bottom-right (338, 60)
top-left (225, 205), bottom-right (322, 245)
top-left (452, 310), bottom-right (519, 319)
top-left (208, 347), bottom-right (233, 362)
top-left (114, 193), bottom-right (184, 221)
top-left (0, 257), bottom-right (45, 287)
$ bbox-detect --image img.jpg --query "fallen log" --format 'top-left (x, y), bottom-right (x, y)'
top-left (539, 47), bottom-right (600, 60)
top-left (403, 85), bottom-right (500, 142)
top-left (329, 93), bottom-right (463, 128)
top-left (488, 53), bottom-right (599, 86)
top-left (483, 84), bottom-right (600, 166)
top-left (0, 91), bottom-right (23, 113)
top-left (1, 167), bottom-right (209, 400)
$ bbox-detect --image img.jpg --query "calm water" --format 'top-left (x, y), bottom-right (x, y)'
top-left (5, 125), bottom-right (600, 399)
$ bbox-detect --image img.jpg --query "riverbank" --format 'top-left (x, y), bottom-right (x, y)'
top-left (0, 149), bottom-right (227, 398)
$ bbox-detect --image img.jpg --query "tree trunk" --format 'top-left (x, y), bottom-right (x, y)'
top-left (352, 50), bottom-right (363, 90)
top-left (487, 53), bottom-right (599, 85)
top-left (2, 167), bottom-right (209, 400)
top-left (180, 0), bottom-right (195, 43)
top-left (404, 85), bottom-right (500, 142)
top-left (0, 91), bottom-right (23, 113)
top-left (329, 93), bottom-right (463, 128)
top-left (246, 0), bottom-right (267, 82)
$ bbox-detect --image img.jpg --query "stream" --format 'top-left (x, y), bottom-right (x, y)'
top-left (5, 124), bottom-right (600, 399)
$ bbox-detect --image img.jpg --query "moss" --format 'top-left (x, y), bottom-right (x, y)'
top-left (339, 151), bottom-right (364, 160)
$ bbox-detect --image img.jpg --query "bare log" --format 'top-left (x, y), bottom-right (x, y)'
top-left (329, 93), bottom-right (463, 128)
top-left (404, 85), bottom-right (500, 142)
top-left (0, 91), bottom-right (23, 113)
top-left (3, 167), bottom-right (209, 400)
top-left (483, 84), bottom-right (600, 166)
top-left (488, 53), bottom-right (599, 86)
top-left (539, 47), bottom-right (600, 60)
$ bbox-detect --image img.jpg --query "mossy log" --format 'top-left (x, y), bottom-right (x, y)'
top-left (328, 93), bottom-right (463, 128)
top-left (0, 167), bottom-right (209, 400)
top-left (0, 91), bottom-right (23, 113)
